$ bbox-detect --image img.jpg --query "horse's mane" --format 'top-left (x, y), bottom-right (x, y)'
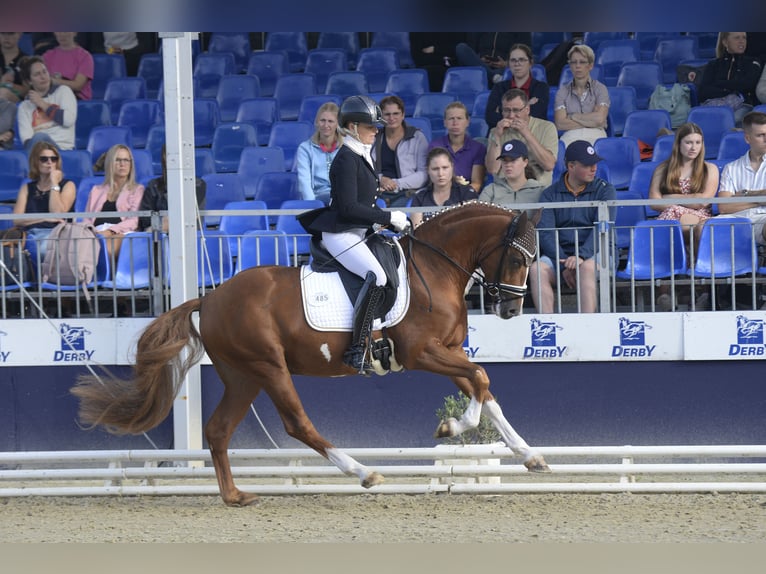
top-left (413, 200), bottom-right (522, 237)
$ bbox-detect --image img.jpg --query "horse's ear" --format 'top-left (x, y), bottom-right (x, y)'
top-left (530, 208), bottom-right (543, 227)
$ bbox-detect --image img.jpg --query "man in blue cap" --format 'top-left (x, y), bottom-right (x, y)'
top-left (528, 139), bottom-right (616, 313)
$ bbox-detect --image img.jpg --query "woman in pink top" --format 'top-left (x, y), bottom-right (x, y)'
top-left (43, 32), bottom-right (94, 100)
top-left (84, 144), bottom-right (144, 259)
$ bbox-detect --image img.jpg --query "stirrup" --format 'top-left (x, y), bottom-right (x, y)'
top-left (343, 345), bottom-right (374, 376)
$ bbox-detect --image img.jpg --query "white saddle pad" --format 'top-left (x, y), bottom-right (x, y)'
top-left (300, 243), bottom-right (410, 332)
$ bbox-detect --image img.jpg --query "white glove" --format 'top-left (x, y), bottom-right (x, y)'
top-left (388, 210), bottom-right (409, 232)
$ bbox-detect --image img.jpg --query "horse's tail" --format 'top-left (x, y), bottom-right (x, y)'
top-left (70, 298), bottom-right (205, 435)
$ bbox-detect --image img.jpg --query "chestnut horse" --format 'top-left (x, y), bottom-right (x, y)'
top-left (72, 202), bottom-right (550, 506)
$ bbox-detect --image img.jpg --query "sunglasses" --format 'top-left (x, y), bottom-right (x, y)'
top-left (39, 155), bottom-right (59, 163)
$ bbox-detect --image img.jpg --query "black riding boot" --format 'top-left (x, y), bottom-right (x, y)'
top-left (343, 271), bottom-right (385, 373)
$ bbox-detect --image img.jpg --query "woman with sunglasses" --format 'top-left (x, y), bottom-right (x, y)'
top-left (12, 140), bottom-right (75, 259)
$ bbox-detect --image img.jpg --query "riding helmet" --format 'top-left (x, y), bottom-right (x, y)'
top-left (339, 95), bottom-right (384, 127)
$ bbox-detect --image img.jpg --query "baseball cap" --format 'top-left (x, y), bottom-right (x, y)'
top-left (496, 139), bottom-right (528, 161)
top-left (564, 140), bottom-right (603, 166)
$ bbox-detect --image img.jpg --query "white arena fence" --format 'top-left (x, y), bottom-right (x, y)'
top-left (1, 445), bottom-right (765, 497)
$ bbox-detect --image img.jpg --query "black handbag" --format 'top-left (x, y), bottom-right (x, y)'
top-left (0, 227), bottom-right (35, 284)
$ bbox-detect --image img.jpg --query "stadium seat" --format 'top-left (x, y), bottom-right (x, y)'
top-left (207, 32), bottom-right (252, 73)
top-left (0, 151), bottom-right (28, 202)
top-left (717, 131), bottom-right (749, 161)
top-left (267, 121), bottom-right (314, 171)
top-left (75, 176), bottom-right (104, 213)
top-left (324, 71), bottom-right (369, 98)
top-left (99, 232), bottom-right (154, 290)
top-left (317, 32), bottom-right (361, 67)
top-left (413, 93), bottom-right (456, 133)
top-left (195, 230), bottom-right (234, 287)
top-left (531, 32), bottom-right (572, 60)
top-left (144, 125), bottom-right (165, 174)
top-left (616, 220), bottom-right (687, 280)
top-left (593, 136), bottom-right (641, 190)
top-left (356, 48), bottom-right (399, 94)
top-left (193, 98), bottom-right (221, 147)
top-left (582, 32), bottom-right (630, 53)
top-left (131, 148), bottom-right (155, 184)
top-left (201, 173), bottom-right (246, 228)
top-left (236, 230), bottom-right (291, 271)
top-left (472, 90), bottom-right (490, 120)
top-left (75, 100), bottom-right (112, 149)
top-left (218, 199), bottom-right (270, 257)
top-left (275, 198), bottom-right (325, 262)
top-left (216, 74), bottom-right (261, 122)
top-left (384, 69), bottom-right (429, 116)
top-left (298, 94), bottom-right (342, 123)
top-left (622, 109), bottom-right (672, 147)
top-left (551, 140), bottom-right (567, 183)
top-left (193, 52), bottom-right (236, 98)
top-left (467, 117), bottom-right (489, 139)
top-left (530, 64), bottom-right (547, 84)
top-left (693, 217), bottom-right (755, 278)
top-left (59, 149), bottom-right (94, 188)
top-left (404, 116), bottom-right (432, 142)
top-left (616, 62), bottom-right (663, 109)
top-left (237, 146), bottom-right (286, 199)
top-left (651, 133), bottom-right (676, 163)
top-left (253, 172), bottom-right (300, 223)
top-left (370, 32), bottom-right (415, 68)
top-left (596, 39), bottom-right (639, 86)
top-left (195, 147), bottom-right (216, 177)
top-left (305, 49), bottom-right (349, 93)
top-left (654, 37), bottom-right (699, 84)
top-left (606, 86), bottom-right (637, 136)
top-left (103, 77), bottom-right (147, 124)
top-left (246, 51), bottom-right (289, 97)
top-left (692, 32), bottom-right (719, 60)
top-left (613, 192), bottom-right (648, 251)
top-left (264, 32), bottom-right (309, 73)
top-left (441, 66), bottom-right (487, 110)
top-left (686, 106), bottom-right (736, 159)
top-left (86, 126), bottom-right (133, 166)
top-left (558, 64), bottom-right (604, 88)
top-left (210, 122), bottom-right (259, 173)
top-left (633, 32), bottom-right (682, 61)
top-left (136, 53), bottom-right (163, 99)
top-left (273, 74), bottom-right (317, 121)
top-left (116, 99), bottom-right (162, 148)
top-left (235, 97), bottom-right (279, 146)
top-left (91, 53), bottom-right (126, 100)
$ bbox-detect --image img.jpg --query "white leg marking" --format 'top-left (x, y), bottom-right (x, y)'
top-left (450, 396), bottom-right (482, 435)
top-left (319, 343), bottom-right (332, 363)
top-left (482, 400), bottom-right (536, 460)
top-left (327, 447), bottom-right (374, 482)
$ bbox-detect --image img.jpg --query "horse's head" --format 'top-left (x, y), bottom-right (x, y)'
top-left (479, 209), bottom-right (537, 319)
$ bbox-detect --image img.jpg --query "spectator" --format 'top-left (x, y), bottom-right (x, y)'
top-left (82, 144), bottom-right (145, 260)
top-left (102, 33), bottom-right (157, 77)
top-left (17, 56), bottom-right (77, 151)
top-left (295, 102), bottom-right (343, 205)
top-left (372, 94), bottom-right (429, 207)
top-left (0, 97), bottom-right (16, 149)
top-left (485, 88), bottom-right (558, 187)
top-left (528, 140), bottom-right (616, 314)
top-left (479, 139), bottom-right (545, 216)
top-left (455, 32), bottom-right (533, 86)
top-left (0, 32), bottom-right (29, 103)
top-left (716, 111), bottom-right (766, 243)
top-left (410, 147), bottom-right (477, 227)
top-left (486, 43), bottom-right (549, 124)
top-left (427, 101), bottom-right (486, 192)
top-left (410, 32), bottom-right (466, 92)
top-left (756, 65), bottom-right (766, 104)
top-left (11, 141), bottom-right (75, 259)
top-left (698, 32), bottom-right (762, 126)
top-left (553, 44), bottom-right (610, 147)
top-left (139, 145), bottom-right (206, 232)
top-left (42, 32), bottom-right (94, 100)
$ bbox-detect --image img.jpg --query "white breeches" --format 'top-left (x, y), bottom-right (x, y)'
top-left (322, 229), bottom-right (387, 286)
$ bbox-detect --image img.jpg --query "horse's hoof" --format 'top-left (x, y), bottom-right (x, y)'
top-left (223, 491), bottom-right (261, 507)
top-left (524, 455), bottom-right (552, 473)
top-left (433, 417), bottom-right (458, 438)
top-left (362, 472), bottom-right (384, 488)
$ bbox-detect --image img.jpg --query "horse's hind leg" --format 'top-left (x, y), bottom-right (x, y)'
top-left (481, 399), bottom-right (550, 473)
top-left (265, 368), bottom-right (384, 488)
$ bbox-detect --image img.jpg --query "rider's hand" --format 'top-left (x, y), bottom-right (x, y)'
top-left (388, 210), bottom-right (410, 232)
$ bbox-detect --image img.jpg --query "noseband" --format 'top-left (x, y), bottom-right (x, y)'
top-left (479, 213), bottom-right (536, 302)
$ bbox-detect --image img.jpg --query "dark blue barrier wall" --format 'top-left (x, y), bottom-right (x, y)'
top-left (2, 362), bottom-right (765, 452)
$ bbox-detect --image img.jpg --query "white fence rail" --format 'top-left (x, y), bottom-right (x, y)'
top-left (1, 445), bottom-right (765, 497)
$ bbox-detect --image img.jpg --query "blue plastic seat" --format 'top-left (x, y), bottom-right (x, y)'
top-left (356, 48), bottom-right (399, 93)
top-left (246, 51), bottom-right (289, 97)
top-left (622, 109), bottom-right (672, 148)
top-left (267, 121), bottom-right (314, 171)
top-left (297, 94), bottom-right (342, 123)
top-left (211, 122), bottom-right (259, 173)
top-left (616, 220), bottom-right (687, 280)
top-left (616, 62), bottom-right (663, 109)
top-left (687, 106), bottom-right (736, 159)
top-left (551, 140), bottom-right (567, 183)
top-left (264, 32), bottom-right (308, 73)
top-left (100, 232), bottom-right (154, 290)
top-left (131, 148), bottom-right (154, 184)
top-left (441, 66), bottom-right (487, 110)
top-left (275, 198), bottom-right (325, 261)
top-left (384, 69), bottom-right (429, 116)
top-left (693, 217), bottom-right (755, 278)
top-left (218, 199), bottom-right (269, 257)
top-left (273, 74), bottom-right (317, 121)
top-left (75, 176), bottom-right (103, 214)
top-left (324, 71), bottom-right (369, 98)
top-left (136, 53), bottom-right (163, 99)
top-left (237, 146), bottom-right (286, 199)
top-left (651, 133), bottom-right (676, 163)
top-left (582, 32), bottom-right (630, 53)
top-left (593, 136), bottom-right (641, 190)
top-left (145, 125), bottom-right (165, 174)
top-left (216, 74), bottom-right (261, 122)
top-left (253, 172), bottom-right (300, 223)
top-left (59, 150), bottom-right (94, 189)
top-left (196, 230), bottom-right (233, 287)
top-left (92, 53), bottom-right (127, 100)
top-left (305, 49), bottom-right (349, 94)
top-left (86, 126), bottom-right (133, 165)
top-left (472, 90), bottom-right (490, 120)
top-left (654, 37), bottom-right (699, 84)
top-left (413, 93), bottom-right (456, 133)
top-left (104, 77), bottom-right (147, 124)
top-left (626, 161), bottom-right (658, 204)
top-left (633, 32), bottom-right (682, 61)
top-left (692, 33), bottom-right (719, 60)
top-left (207, 32), bottom-right (252, 73)
top-left (193, 98), bottom-right (221, 147)
top-left (317, 32), bottom-right (360, 67)
top-left (236, 230), bottom-right (291, 271)
top-left (75, 100), bottom-right (112, 149)
top-left (195, 147), bottom-right (215, 178)
top-left (717, 131), bottom-right (749, 161)
top-left (116, 99), bottom-right (162, 148)
top-left (201, 173), bottom-right (247, 228)
top-left (467, 117), bottom-right (488, 139)
top-left (0, 151), bottom-right (28, 202)
top-left (370, 32), bottom-right (414, 68)
top-left (404, 116), bottom-right (432, 142)
top-left (606, 86), bottom-right (637, 136)
top-left (235, 97), bottom-right (279, 146)
top-left (613, 192), bottom-right (648, 251)
top-left (530, 64), bottom-right (547, 84)
top-left (596, 39), bottom-right (640, 86)
top-left (531, 33), bottom-right (572, 60)
top-left (193, 52), bottom-right (236, 99)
